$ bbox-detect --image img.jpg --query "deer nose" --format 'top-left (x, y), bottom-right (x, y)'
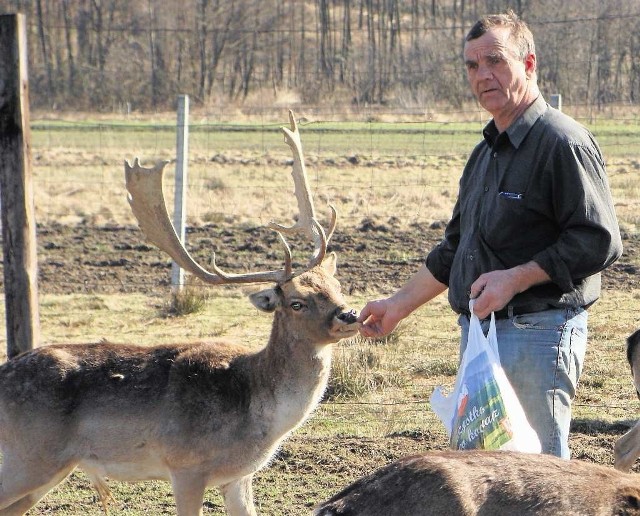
top-left (337, 309), bottom-right (358, 324)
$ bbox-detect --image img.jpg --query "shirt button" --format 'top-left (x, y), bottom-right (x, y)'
top-left (484, 186), bottom-right (489, 192)
top-left (493, 152), bottom-right (498, 158)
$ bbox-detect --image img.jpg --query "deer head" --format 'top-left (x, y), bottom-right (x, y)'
top-left (124, 110), bottom-right (336, 285)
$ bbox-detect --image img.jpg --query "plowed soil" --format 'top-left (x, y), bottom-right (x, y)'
top-left (31, 222), bottom-right (640, 296)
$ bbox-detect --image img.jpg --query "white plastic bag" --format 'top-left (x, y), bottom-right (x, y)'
top-left (430, 301), bottom-right (541, 453)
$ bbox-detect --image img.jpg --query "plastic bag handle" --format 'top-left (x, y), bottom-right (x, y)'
top-left (468, 299), bottom-right (500, 364)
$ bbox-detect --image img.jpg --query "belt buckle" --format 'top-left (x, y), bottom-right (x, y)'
top-left (495, 305), bottom-right (515, 319)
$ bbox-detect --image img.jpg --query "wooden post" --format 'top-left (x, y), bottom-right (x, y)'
top-left (0, 14), bottom-right (40, 359)
top-left (171, 95), bottom-right (189, 292)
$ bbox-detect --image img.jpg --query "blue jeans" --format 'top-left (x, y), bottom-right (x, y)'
top-left (458, 308), bottom-right (588, 459)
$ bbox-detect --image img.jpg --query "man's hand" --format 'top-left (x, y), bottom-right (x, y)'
top-left (358, 264), bottom-right (448, 338)
top-left (470, 261), bottom-right (550, 319)
top-left (469, 269), bottom-right (520, 319)
top-left (358, 298), bottom-right (403, 338)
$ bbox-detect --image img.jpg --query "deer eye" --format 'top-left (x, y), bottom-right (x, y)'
top-left (290, 301), bottom-right (305, 311)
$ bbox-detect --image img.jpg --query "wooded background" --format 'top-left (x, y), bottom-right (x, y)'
top-left (4, 0), bottom-right (640, 113)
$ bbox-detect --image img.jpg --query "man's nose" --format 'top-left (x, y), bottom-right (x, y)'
top-left (477, 63), bottom-right (493, 80)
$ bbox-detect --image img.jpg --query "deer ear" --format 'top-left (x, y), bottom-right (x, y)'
top-left (321, 252), bottom-right (337, 276)
top-left (249, 288), bottom-right (281, 313)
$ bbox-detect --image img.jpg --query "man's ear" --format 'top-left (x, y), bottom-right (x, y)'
top-left (249, 288), bottom-right (281, 313)
top-left (524, 52), bottom-right (536, 77)
top-left (322, 252), bottom-right (337, 276)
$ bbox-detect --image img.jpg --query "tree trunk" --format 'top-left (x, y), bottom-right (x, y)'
top-left (61, 0), bottom-right (76, 99)
top-left (197, 0), bottom-right (208, 101)
top-left (35, 0), bottom-right (55, 102)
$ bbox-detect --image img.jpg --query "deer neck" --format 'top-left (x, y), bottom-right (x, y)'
top-left (251, 314), bottom-right (332, 436)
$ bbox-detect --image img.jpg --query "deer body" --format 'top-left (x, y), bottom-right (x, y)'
top-left (315, 450), bottom-right (640, 516)
top-left (0, 112), bottom-right (359, 515)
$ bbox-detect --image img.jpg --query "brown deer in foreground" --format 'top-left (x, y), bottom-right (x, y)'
top-left (0, 112), bottom-right (359, 516)
top-left (615, 328), bottom-right (640, 472)
top-left (314, 449), bottom-right (640, 515)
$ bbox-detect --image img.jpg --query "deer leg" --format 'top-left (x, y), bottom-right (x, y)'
top-left (221, 475), bottom-right (257, 516)
top-left (170, 470), bottom-right (207, 516)
top-left (83, 467), bottom-right (116, 515)
top-left (615, 420), bottom-right (640, 471)
top-left (0, 455), bottom-right (75, 515)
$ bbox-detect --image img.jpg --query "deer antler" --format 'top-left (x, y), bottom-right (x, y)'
top-left (125, 158), bottom-right (292, 284)
top-left (124, 111), bottom-right (333, 285)
top-left (269, 110), bottom-right (337, 267)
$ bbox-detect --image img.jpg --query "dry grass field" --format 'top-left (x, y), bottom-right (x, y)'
top-left (1, 112), bottom-right (640, 514)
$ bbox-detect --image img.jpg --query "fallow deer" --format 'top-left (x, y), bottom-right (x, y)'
top-left (314, 449), bottom-right (640, 515)
top-left (614, 328), bottom-right (640, 471)
top-left (0, 112), bottom-right (359, 516)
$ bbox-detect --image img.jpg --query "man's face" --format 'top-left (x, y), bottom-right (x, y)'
top-left (463, 27), bottom-right (534, 121)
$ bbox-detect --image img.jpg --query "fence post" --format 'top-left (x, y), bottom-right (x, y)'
top-left (171, 94), bottom-right (189, 292)
top-left (0, 14), bottom-right (40, 358)
top-left (550, 94), bottom-right (562, 111)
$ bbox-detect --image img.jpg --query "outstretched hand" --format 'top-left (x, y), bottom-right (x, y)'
top-left (357, 298), bottom-right (403, 339)
top-left (358, 265), bottom-right (448, 338)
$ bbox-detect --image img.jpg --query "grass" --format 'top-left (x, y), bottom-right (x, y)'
top-left (31, 111), bottom-right (640, 159)
top-left (30, 115), bottom-right (640, 234)
top-left (3, 289), bottom-right (637, 430)
top-left (161, 285), bottom-right (211, 317)
top-left (327, 331), bottom-right (411, 400)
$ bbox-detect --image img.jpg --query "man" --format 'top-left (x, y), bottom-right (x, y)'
top-left (358, 11), bottom-right (622, 459)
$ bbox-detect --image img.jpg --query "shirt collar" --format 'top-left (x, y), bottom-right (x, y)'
top-left (482, 95), bottom-right (547, 149)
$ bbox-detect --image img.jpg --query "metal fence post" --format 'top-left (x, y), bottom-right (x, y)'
top-left (171, 94), bottom-right (189, 292)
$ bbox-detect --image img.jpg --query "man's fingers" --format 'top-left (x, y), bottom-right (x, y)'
top-left (357, 305), bottom-right (372, 323)
top-left (469, 279), bottom-right (486, 300)
top-left (359, 326), bottom-right (376, 338)
top-left (359, 322), bottom-right (382, 338)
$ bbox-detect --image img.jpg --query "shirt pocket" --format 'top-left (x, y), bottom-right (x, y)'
top-left (480, 192), bottom-right (531, 255)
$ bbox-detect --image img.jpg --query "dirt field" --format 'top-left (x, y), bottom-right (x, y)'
top-left (33, 222), bottom-right (640, 296)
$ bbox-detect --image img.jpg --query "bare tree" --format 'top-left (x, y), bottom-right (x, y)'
top-left (35, 0), bottom-right (55, 101)
top-left (15, 0), bottom-right (640, 111)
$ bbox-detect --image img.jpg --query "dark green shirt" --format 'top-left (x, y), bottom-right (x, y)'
top-left (426, 95), bottom-right (623, 315)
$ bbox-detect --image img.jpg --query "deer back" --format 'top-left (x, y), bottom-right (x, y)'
top-left (315, 450), bottom-right (640, 516)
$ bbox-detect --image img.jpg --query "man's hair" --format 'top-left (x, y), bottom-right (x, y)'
top-left (465, 9), bottom-right (535, 60)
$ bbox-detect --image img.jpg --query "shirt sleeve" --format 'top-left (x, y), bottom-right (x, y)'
top-left (531, 141), bottom-right (623, 292)
top-left (425, 198), bottom-right (461, 286)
